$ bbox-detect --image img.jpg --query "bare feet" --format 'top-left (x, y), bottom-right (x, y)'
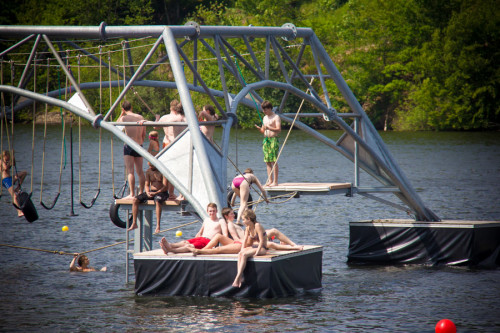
top-left (155, 227), bottom-right (161, 234)
top-left (269, 182), bottom-right (278, 187)
top-left (123, 194), bottom-right (134, 199)
top-left (127, 223), bottom-right (138, 231)
top-left (175, 195), bottom-right (185, 201)
top-left (189, 248), bottom-right (200, 256)
top-left (159, 237), bottom-right (172, 254)
top-left (18, 213), bottom-right (24, 217)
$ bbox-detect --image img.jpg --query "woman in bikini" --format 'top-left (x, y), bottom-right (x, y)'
top-left (231, 168), bottom-right (269, 225)
top-left (232, 209), bottom-right (268, 288)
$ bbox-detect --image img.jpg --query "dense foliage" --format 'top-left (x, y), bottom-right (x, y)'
top-left (2, 0), bottom-right (498, 130)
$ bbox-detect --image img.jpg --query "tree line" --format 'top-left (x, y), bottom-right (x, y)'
top-left (2, 0), bottom-right (498, 130)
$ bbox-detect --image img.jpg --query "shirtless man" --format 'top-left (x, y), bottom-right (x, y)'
top-left (117, 100), bottom-right (146, 198)
top-left (159, 203), bottom-right (228, 253)
top-left (128, 162), bottom-right (170, 233)
top-left (255, 100), bottom-right (281, 186)
top-left (1, 150), bottom-right (27, 217)
top-left (198, 104), bottom-right (218, 142)
top-left (191, 208), bottom-right (303, 256)
top-left (156, 99), bottom-right (186, 199)
top-left (157, 99), bottom-right (186, 148)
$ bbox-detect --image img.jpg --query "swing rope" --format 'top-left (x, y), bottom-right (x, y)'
top-left (77, 54), bottom-right (101, 209)
top-left (263, 78), bottom-right (315, 188)
top-left (40, 63), bottom-right (66, 210)
top-left (108, 50), bottom-right (116, 197)
top-left (30, 54), bottom-right (37, 194)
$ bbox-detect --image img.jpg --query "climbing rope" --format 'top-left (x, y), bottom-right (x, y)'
top-left (0, 220), bottom-right (200, 256)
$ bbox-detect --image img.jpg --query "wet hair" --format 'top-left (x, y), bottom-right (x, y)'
top-left (241, 209), bottom-right (256, 223)
top-left (221, 207), bottom-right (233, 219)
top-left (261, 100), bottom-right (272, 110)
top-left (77, 255), bottom-right (88, 267)
top-left (244, 168), bottom-right (253, 174)
top-left (204, 104), bottom-right (215, 116)
top-left (122, 100), bottom-right (132, 111)
top-left (207, 202), bottom-right (217, 211)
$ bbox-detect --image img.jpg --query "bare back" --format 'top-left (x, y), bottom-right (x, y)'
top-left (120, 113), bottom-right (145, 144)
top-left (160, 113), bottom-right (187, 145)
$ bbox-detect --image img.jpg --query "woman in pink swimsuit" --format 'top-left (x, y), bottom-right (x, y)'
top-left (230, 168), bottom-right (269, 225)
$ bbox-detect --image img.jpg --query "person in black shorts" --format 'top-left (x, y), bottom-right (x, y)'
top-left (128, 162), bottom-right (169, 233)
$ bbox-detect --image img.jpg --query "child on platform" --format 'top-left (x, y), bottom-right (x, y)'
top-left (147, 130), bottom-right (160, 156)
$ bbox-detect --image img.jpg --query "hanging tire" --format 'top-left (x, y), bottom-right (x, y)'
top-left (109, 201), bottom-right (132, 229)
top-left (15, 191), bottom-right (38, 223)
top-left (226, 189), bottom-right (253, 209)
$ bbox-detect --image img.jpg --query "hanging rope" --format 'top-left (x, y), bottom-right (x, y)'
top-left (30, 54), bottom-right (37, 194)
top-left (0, 220), bottom-right (200, 256)
top-left (39, 64), bottom-right (66, 210)
top-left (108, 50), bottom-right (116, 197)
top-left (234, 56), bottom-right (263, 124)
top-left (77, 55), bottom-right (101, 208)
top-left (263, 78), bottom-right (315, 188)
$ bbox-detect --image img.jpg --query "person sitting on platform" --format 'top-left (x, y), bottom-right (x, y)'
top-left (232, 209), bottom-right (269, 288)
top-left (128, 162), bottom-right (170, 233)
top-left (198, 104), bottom-right (218, 143)
top-left (117, 100), bottom-right (146, 198)
top-left (1, 150), bottom-right (27, 217)
top-left (147, 130), bottom-right (160, 156)
top-left (70, 253), bottom-right (107, 272)
top-left (230, 168), bottom-right (269, 225)
top-left (159, 202), bottom-right (228, 254)
top-left (191, 207), bottom-right (303, 256)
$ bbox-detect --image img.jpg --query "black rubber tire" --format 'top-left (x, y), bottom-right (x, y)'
top-left (109, 201), bottom-right (132, 229)
top-left (226, 189), bottom-right (253, 209)
top-left (15, 191), bottom-right (38, 223)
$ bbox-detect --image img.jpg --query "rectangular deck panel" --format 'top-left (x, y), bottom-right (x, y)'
top-left (348, 219), bottom-right (500, 267)
top-left (134, 245), bottom-right (323, 297)
top-left (264, 182), bottom-right (351, 196)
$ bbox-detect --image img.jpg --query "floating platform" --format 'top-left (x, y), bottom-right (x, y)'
top-left (115, 198), bottom-right (183, 211)
top-left (264, 182), bottom-right (351, 196)
top-left (348, 219), bottom-right (500, 267)
top-left (133, 245), bottom-right (323, 297)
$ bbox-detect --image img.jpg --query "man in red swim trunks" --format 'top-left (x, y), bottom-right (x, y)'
top-left (159, 202), bottom-right (228, 254)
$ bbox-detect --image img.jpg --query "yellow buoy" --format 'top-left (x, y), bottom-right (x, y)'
top-left (62, 226), bottom-right (69, 232)
top-left (175, 230), bottom-right (182, 237)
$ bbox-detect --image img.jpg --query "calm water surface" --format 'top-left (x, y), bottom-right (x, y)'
top-left (1, 125), bottom-right (499, 332)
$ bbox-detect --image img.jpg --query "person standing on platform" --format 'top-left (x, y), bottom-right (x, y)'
top-left (117, 100), bottom-right (146, 198)
top-left (147, 130), bottom-right (160, 156)
top-left (159, 203), bottom-right (228, 253)
top-left (255, 100), bottom-right (281, 186)
top-left (230, 168), bottom-right (269, 225)
top-left (156, 99), bottom-right (186, 200)
top-left (198, 104), bottom-right (218, 142)
top-left (128, 162), bottom-right (169, 233)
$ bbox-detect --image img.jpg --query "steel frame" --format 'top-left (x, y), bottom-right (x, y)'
top-left (0, 23), bottom-right (439, 221)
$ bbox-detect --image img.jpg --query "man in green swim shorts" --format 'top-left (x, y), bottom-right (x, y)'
top-left (255, 100), bottom-right (281, 186)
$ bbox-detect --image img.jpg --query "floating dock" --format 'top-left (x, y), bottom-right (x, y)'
top-left (264, 182), bottom-right (352, 196)
top-left (133, 245), bottom-right (323, 297)
top-left (348, 219), bottom-right (500, 267)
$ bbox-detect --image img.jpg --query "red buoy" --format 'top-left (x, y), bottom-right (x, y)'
top-left (435, 319), bottom-right (457, 333)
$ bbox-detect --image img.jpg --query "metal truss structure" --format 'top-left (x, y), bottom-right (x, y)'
top-left (0, 23), bottom-right (439, 221)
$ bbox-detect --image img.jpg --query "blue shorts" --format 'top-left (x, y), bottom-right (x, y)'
top-left (2, 176), bottom-right (13, 189)
top-left (124, 144), bottom-right (142, 157)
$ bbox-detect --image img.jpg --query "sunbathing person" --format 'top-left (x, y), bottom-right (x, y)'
top-left (159, 203), bottom-right (228, 254)
top-left (191, 208), bottom-right (302, 256)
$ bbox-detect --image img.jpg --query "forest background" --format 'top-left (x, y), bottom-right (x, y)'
top-left (1, 0), bottom-right (498, 131)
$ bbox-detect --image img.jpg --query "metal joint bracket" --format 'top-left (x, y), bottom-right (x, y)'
top-left (92, 114), bottom-right (103, 128)
top-left (323, 107), bottom-right (336, 121)
top-left (281, 23), bottom-right (297, 41)
top-left (184, 21), bottom-right (200, 40)
top-left (227, 113), bottom-right (238, 127)
top-left (99, 22), bottom-right (107, 41)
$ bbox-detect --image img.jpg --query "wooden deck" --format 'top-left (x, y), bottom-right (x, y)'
top-left (115, 198), bottom-right (184, 212)
top-left (264, 182), bottom-right (351, 196)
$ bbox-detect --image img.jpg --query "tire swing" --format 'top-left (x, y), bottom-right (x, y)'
top-left (108, 181), bottom-right (133, 229)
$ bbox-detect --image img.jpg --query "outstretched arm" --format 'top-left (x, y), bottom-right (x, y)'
top-left (70, 254), bottom-right (80, 272)
top-left (252, 176), bottom-right (269, 202)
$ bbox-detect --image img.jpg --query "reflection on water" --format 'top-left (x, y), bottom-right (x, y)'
top-left (0, 125), bottom-right (499, 332)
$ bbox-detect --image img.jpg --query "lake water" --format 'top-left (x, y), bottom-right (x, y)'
top-left (1, 125), bottom-right (499, 332)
